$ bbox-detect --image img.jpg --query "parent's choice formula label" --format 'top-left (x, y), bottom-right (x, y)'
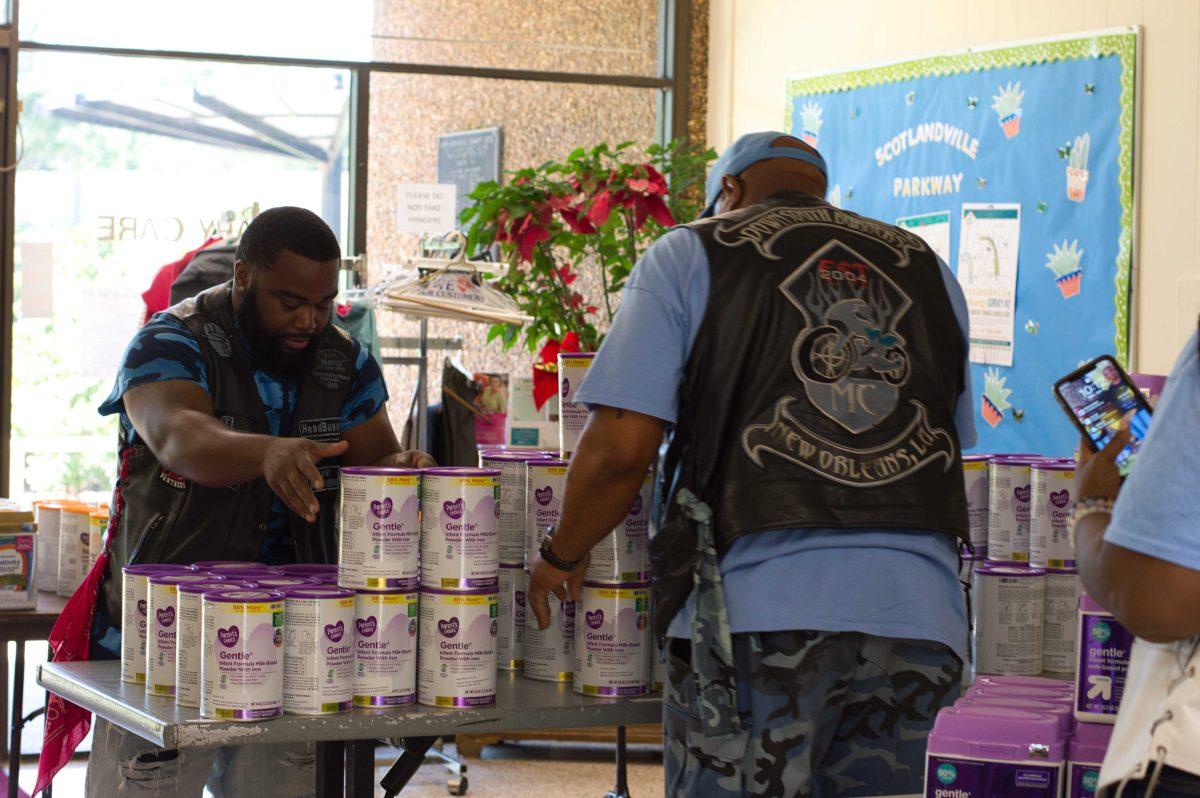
top-left (338, 467), bottom-right (421, 589)
top-left (420, 468), bottom-right (500, 590)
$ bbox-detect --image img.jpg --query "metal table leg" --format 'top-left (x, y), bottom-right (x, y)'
top-left (604, 725), bottom-right (631, 798)
top-left (345, 739), bottom-right (375, 798)
top-left (379, 737), bottom-right (437, 798)
top-left (316, 740), bottom-right (345, 798)
top-left (0, 641), bottom-right (8, 762)
top-left (7, 642), bottom-right (24, 798)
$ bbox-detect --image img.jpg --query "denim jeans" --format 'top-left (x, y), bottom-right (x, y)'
top-left (85, 716), bottom-right (316, 797)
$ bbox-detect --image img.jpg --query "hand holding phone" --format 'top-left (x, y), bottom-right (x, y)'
top-left (1053, 355), bottom-right (1152, 476)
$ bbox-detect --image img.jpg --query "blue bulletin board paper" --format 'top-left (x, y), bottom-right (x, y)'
top-left (786, 29), bottom-right (1138, 457)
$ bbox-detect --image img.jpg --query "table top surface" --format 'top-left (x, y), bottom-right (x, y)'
top-left (1, 591), bottom-right (68, 640)
top-left (39, 661), bottom-right (663, 749)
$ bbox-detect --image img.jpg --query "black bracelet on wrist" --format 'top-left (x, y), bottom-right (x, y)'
top-left (539, 528), bottom-right (584, 572)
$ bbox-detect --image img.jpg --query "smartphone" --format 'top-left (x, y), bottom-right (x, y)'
top-left (1053, 355), bottom-right (1153, 476)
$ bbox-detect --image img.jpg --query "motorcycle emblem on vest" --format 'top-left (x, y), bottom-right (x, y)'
top-left (787, 239), bottom-right (910, 433)
top-left (743, 238), bottom-right (955, 487)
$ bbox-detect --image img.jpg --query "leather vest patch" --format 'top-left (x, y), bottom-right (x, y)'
top-left (312, 348), bottom-right (352, 390)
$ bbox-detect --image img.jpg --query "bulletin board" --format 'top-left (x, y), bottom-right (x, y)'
top-left (786, 29), bottom-right (1138, 457)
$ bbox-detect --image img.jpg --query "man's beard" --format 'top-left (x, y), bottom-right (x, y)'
top-left (237, 283), bottom-right (319, 380)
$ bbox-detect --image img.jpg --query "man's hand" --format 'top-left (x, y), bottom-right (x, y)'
top-left (527, 553), bottom-right (588, 630)
top-left (374, 450), bottom-right (437, 469)
top-left (263, 438), bottom-right (349, 522)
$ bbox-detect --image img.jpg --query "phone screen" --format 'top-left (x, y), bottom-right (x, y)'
top-left (1056, 357), bottom-right (1151, 475)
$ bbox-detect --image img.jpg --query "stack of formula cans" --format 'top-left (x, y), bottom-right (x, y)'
top-left (924, 674), bottom-right (1115, 797)
top-left (965, 454), bottom-right (1083, 679)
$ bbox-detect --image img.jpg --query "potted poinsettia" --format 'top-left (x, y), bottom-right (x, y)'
top-left (461, 139), bottom-right (714, 405)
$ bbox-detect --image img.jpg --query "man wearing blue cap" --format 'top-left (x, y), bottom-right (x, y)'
top-left (528, 132), bottom-right (975, 796)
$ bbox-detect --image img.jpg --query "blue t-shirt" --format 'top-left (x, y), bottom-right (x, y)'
top-left (1104, 331), bottom-right (1200, 569)
top-left (575, 227), bottom-right (977, 656)
top-left (99, 311), bottom-right (389, 562)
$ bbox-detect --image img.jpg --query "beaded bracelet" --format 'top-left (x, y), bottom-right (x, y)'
top-left (1068, 497), bottom-right (1115, 545)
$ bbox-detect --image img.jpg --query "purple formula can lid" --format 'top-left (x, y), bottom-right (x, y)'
top-left (527, 459), bottom-right (569, 469)
top-left (967, 686), bottom-right (1073, 706)
top-left (284, 586), bottom-right (355, 599)
top-left (339, 466), bottom-right (422, 476)
top-left (207, 566), bottom-right (283, 577)
top-left (928, 707), bottom-right (1067, 760)
top-left (558, 352), bottom-right (595, 360)
top-left (582, 580), bottom-right (651, 590)
top-left (191, 560), bottom-right (258, 569)
top-left (1069, 722), bottom-right (1114, 762)
top-left (975, 564), bottom-right (1047, 577)
top-left (354, 584), bottom-right (420, 596)
top-left (252, 576), bottom-right (320, 588)
top-left (960, 545), bottom-right (987, 560)
top-left (499, 562), bottom-right (525, 570)
top-left (1080, 592), bottom-right (1113, 614)
top-left (1045, 566), bottom-right (1079, 575)
top-left (962, 454), bottom-right (991, 462)
top-left (418, 586), bottom-right (499, 597)
top-left (481, 451), bottom-right (554, 463)
top-left (178, 580), bottom-right (255, 594)
top-left (316, 574), bottom-right (341, 585)
top-left (990, 456), bottom-right (1042, 467)
top-left (203, 589), bottom-right (285, 603)
top-left (148, 572), bottom-right (221, 586)
top-left (122, 564), bottom-right (193, 576)
top-left (421, 467), bottom-right (501, 477)
top-left (975, 675), bottom-right (1072, 692)
top-left (275, 563), bottom-right (338, 575)
top-left (1033, 460), bottom-right (1076, 471)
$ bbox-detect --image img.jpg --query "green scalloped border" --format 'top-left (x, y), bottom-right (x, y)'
top-left (786, 33), bottom-right (1138, 365)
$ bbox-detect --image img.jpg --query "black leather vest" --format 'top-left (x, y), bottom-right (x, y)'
top-left (101, 282), bottom-right (355, 622)
top-left (651, 191), bottom-right (969, 637)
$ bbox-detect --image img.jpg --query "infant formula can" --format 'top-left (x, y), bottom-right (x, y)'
top-left (201, 589), bottom-right (286, 721)
top-left (524, 583), bottom-right (575, 682)
top-left (121, 564), bottom-right (193, 684)
top-left (283, 586), bottom-right (356, 715)
top-left (251, 576), bottom-right (320, 590)
top-left (925, 707), bottom-right (1066, 797)
top-left (352, 588), bottom-right (419, 707)
top-left (420, 467), bottom-right (500, 589)
top-left (558, 352), bottom-right (594, 457)
top-left (972, 563), bottom-right (1045, 676)
top-left (574, 582), bottom-right (650, 697)
top-left (963, 454), bottom-right (991, 552)
top-left (146, 572), bottom-right (222, 697)
top-left (987, 456), bottom-right (1038, 563)
top-left (33, 501), bottom-right (63, 591)
top-left (87, 510), bottom-right (108, 572)
top-left (1030, 460), bottom-right (1076, 568)
top-left (175, 580), bottom-right (254, 708)
top-left (338, 466), bottom-right (421, 589)
top-left (525, 459), bottom-right (569, 564)
top-left (1075, 593), bottom-right (1133, 724)
top-left (497, 563), bottom-right (526, 670)
top-left (482, 451), bottom-right (551, 563)
top-left (57, 505), bottom-right (92, 596)
top-left (1043, 567), bottom-right (1083, 674)
top-left (193, 560), bottom-right (259, 570)
top-left (418, 587), bottom-right (499, 707)
top-left (586, 470), bottom-right (653, 584)
top-left (1068, 722), bottom-right (1113, 798)
top-left (276, 563), bottom-right (339, 577)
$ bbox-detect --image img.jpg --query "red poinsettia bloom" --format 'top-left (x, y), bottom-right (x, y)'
top-left (532, 331), bottom-right (583, 409)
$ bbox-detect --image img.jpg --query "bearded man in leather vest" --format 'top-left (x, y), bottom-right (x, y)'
top-left (528, 133), bottom-right (976, 797)
top-left (81, 206), bottom-right (432, 797)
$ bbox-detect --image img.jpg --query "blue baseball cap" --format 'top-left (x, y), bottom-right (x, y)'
top-left (700, 131), bottom-right (828, 218)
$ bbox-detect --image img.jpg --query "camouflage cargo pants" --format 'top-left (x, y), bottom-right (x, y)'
top-left (663, 631), bottom-right (962, 797)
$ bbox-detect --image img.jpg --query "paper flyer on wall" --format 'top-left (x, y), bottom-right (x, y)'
top-left (896, 210), bottom-right (951, 263)
top-left (956, 202), bottom-right (1021, 366)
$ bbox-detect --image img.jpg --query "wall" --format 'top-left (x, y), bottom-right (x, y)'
top-left (708, 0), bottom-right (1200, 374)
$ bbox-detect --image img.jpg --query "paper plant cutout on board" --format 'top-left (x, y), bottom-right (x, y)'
top-left (992, 82), bottom-right (1025, 138)
top-left (981, 367), bottom-right (1013, 428)
top-left (1046, 239), bottom-right (1084, 299)
top-left (1067, 133), bottom-right (1090, 202)
top-left (799, 101), bottom-right (824, 148)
